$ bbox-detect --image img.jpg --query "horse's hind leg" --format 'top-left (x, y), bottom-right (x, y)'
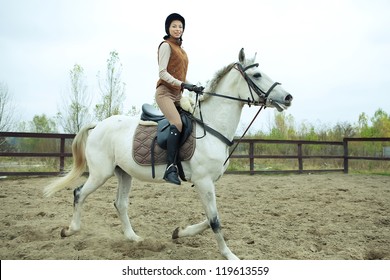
top-left (114, 167), bottom-right (143, 242)
top-left (61, 172), bottom-right (111, 238)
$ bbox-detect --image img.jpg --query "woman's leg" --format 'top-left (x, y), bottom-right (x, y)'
top-left (155, 86), bottom-right (183, 132)
top-left (156, 86), bottom-right (182, 184)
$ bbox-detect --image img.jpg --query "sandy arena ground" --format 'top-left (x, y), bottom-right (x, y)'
top-left (1, 173), bottom-right (389, 260)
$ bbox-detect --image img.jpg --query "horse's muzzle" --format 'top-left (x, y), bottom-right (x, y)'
top-left (285, 94), bottom-right (293, 103)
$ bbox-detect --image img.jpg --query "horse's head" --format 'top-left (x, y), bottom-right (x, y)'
top-left (237, 48), bottom-right (293, 111)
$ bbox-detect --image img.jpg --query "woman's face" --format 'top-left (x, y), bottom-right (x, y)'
top-left (169, 20), bottom-right (184, 39)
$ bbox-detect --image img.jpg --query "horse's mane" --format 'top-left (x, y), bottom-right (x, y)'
top-left (207, 62), bottom-right (235, 94)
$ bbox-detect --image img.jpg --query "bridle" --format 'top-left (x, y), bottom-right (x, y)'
top-left (234, 63), bottom-right (281, 106)
top-left (197, 62), bottom-right (282, 107)
top-left (189, 62), bottom-right (283, 164)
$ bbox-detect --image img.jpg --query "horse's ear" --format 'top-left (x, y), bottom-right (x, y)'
top-left (239, 48), bottom-right (245, 64)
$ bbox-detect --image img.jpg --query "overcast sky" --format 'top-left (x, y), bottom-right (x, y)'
top-left (1, 0), bottom-right (389, 133)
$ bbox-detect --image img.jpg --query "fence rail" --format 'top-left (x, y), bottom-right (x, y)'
top-left (227, 137), bottom-right (390, 175)
top-left (0, 132), bottom-right (75, 176)
top-left (1, 132), bottom-right (389, 176)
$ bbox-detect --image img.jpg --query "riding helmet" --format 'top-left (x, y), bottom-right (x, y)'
top-left (164, 13), bottom-right (185, 39)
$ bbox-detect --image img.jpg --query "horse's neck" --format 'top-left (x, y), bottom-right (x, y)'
top-left (197, 72), bottom-right (243, 141)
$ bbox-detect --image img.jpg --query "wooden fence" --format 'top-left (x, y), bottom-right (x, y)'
top-left (228, 137), bottom-right (390, 175)
top-left (0, 132), bottom-right (74, 176)
top-left (1, 132), bottom-right (389, 176)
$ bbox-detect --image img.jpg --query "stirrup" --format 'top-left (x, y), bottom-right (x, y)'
top-left (163, 164), bottom-right (181, 185)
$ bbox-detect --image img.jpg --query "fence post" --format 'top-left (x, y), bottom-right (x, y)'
top-left (343, 138), bottom-right (349, 174)
top-left (60, 136), bottom-right (65, 173)
top-left (298, 143), bottom-right (303, 173)
top-left (249, 142), bottom-right (254, 175)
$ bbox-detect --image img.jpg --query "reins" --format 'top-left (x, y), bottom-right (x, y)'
top-left (200, 91), bottom-right (253, 106)
top-left (189, 61), bottom-right (282, 164)
top-left (223, 105), bottom-right (264, 165)
top-left (189, 91), bottom-right (235, 146)
top-left (199, 62), bottom-right (282, 106)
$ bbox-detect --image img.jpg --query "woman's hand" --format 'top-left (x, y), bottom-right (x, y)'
top-left (181, 83), bottom-right (204, 93)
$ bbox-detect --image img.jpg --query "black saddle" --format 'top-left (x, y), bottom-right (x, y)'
top-left (141, 104), bottom-right (193, 149)
top-left (141, 104), bottom-right (165, 122)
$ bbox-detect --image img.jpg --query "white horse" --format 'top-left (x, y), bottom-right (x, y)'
top-left (44, 48), bottom-right (293, 260)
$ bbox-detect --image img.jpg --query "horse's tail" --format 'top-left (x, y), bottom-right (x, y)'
top-left (43, 123), bottom-right (97, 197)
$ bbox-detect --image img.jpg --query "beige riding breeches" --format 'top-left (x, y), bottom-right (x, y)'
top-left (155, 85), bottom-right (183, 132)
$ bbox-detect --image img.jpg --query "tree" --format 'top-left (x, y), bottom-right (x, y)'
top-left (357, 109), bottom-right (390, 137)
top-left (29, 114), bottom-right (57, 133)
top-left (357, 112), bottom-right (370, 137)
top-left (0, 82), bottom-right (18, 132)
top-left (94, 51), bottom-right (126, 121)
top-left (127, 105), bottom-right (140, 116)
top-left (269, 112), bottom-right (296, 139)
top-left (57, 64), bottom-right (92, 133)
top-left (15, 114), bottom-right (58, 154)
top-left (371, 108), bottom-right (390, 137)
top-left (332, 121), bottom-right (356, 139)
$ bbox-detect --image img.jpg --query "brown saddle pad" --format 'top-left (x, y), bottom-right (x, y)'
top-left (133, 123), bottom-right (196, 166)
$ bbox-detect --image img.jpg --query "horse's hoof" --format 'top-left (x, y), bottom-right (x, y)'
top-left (60, 227), bottom-right (69, 238)
top-left (172, 227), bottom-right (180, 239)
top-left (224, 250), bottom-right (240, 260)
top-left (134, 236), bottom-right (144, 242)
top-left (227, 254), bottom-right (240, 260)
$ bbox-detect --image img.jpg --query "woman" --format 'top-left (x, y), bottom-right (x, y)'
top-left (156, 13), bottom-right (203, 185)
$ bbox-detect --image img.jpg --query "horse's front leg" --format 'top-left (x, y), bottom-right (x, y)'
top-left (114, 167), bottom-right (143, 242)
top-left (194, 178), bottom-right (239, 260)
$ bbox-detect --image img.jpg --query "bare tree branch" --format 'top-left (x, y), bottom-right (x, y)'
top-left (0, 82), bottom-right (18, 132)
top-left (94, 51), bottom-right (126, 121)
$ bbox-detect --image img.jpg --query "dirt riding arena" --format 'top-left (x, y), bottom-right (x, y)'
top-left (1, 173), bottom-right (389, 260)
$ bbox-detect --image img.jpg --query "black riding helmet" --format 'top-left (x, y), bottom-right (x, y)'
top-left (164, 13), bottom-right (185, 40)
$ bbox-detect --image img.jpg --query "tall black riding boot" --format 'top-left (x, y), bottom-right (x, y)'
top-left (163, 125), bottom-right (181, 185)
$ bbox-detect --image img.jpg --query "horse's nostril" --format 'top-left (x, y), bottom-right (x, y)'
top-left (285, 94), bottom-right (293, 102)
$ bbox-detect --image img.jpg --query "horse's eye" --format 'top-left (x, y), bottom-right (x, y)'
top-left (253, 73), bottom-right (262, 78)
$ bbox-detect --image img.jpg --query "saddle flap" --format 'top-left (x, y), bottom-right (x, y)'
top-left (140, 103), bottom-right (193, 150)
top-left (156, 119), bottom-right (170, 149)
top-left (132, 123), bottom-right (196, 167)
top-left (156, 113), bottom-right (193, 149)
